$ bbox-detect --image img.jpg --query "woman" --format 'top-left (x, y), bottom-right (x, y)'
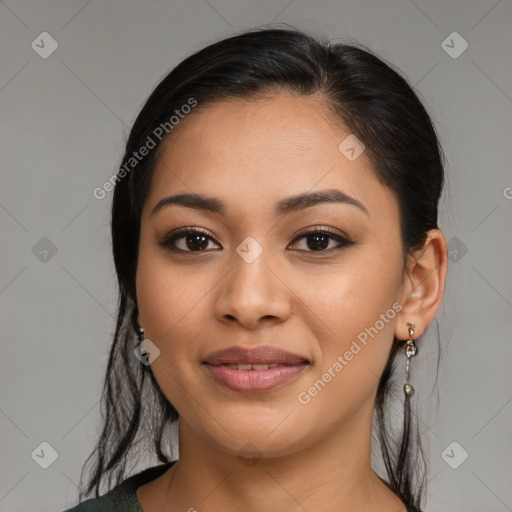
top-left (63, 27), bottom-right (448, 512)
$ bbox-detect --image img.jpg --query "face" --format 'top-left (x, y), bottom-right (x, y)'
top-left (136, 94), bottom-right (406, 459)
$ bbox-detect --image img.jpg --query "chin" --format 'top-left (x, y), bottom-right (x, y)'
top-left (196, 416), bottom-right (314, 460)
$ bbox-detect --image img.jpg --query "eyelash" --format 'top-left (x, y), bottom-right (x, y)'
top-left (158, 226), bottom-right (355, 255)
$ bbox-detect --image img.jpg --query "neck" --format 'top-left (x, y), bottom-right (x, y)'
top-left (145, 406), bottom-right (406, 512)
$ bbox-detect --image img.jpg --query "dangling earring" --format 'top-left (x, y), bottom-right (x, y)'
top-left (403, 321), bottom-right (417, 397)
top-left (136, 325), bottom-right (152, 371)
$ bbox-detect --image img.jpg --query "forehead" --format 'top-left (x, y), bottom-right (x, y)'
top-left (156, 94), bottom-right (348, 169)
top-left (144, 95), bottom-right (395, 221)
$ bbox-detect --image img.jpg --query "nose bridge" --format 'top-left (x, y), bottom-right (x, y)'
top-left (215, 236), bottom-right (290, 328)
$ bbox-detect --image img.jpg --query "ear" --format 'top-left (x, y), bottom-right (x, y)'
top-left (395, 229), bottom-right (448, 340)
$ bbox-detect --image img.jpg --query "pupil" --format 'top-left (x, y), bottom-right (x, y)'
top-left (307, 233), bottom-right (328, 251)
top-left (187, 234), bottom-right (208, 250)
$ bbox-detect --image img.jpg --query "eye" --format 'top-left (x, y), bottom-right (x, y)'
top-left (288, 226), bottom-right (354, 254)
top-left (158, 227), bottom-right (221, 252)
top-left (158, 226), bottom-right (354, 254)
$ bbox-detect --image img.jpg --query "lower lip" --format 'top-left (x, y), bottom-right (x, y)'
top-left (204, 364), bottom-right (308, 393)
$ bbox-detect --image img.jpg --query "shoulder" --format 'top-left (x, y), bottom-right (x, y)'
top-left (60, 484), bottom-right (138, 512)
top-left (61, 461), bottom-right (176, 512)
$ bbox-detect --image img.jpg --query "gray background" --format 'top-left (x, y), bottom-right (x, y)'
top-left (1, 1), bottom-right (511, 511)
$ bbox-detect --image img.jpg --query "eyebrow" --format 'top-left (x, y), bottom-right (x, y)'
top-left (150, 188), bottom-right (368, 217)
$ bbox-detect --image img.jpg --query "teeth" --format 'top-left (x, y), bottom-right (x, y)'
top-left (225, 363), bottom-right (282, 370)
top-left (252, 364), bottom-right (269, 370)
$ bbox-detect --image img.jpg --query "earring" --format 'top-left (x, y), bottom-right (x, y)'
top-left (403, 322), bottom-right (417, 397)
top-left (136, 325), bottom-right (152, 371)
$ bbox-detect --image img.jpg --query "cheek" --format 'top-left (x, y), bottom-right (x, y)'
top-left (135, 252), bottom-right (203, 410)
top-left (306, 244), bottom-right (403, 376)
top-left (137, 272), bottom-right (201, 350)
top-left (302, 252), bottom-right (401, 331)
top-left (135, 234), bottom-right (201, 349)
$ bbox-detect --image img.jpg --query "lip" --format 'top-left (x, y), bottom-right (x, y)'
top-left (203, 345), bottom-right (310, 393)
top-left (204, 345), bottom-right (309, 366)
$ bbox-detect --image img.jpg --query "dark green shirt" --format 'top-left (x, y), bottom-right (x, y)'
top-left (62, 461), bottom-right (176, 511)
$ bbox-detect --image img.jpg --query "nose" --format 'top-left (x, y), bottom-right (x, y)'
top-left (213, 248), bottom-right (291, 330)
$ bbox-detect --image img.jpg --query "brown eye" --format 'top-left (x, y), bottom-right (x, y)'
top-left (158, 228), bottom-right (221, 252)
top-left (289, 227), bottom-right (354, 254)
top-left (159, 226), bottom-right (354, 255)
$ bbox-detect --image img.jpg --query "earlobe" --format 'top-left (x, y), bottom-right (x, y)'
top-left (395, 229), bottom-right (448, 340)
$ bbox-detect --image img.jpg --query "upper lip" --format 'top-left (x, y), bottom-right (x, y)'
top-left (203, 345), bottom-right (309, 365)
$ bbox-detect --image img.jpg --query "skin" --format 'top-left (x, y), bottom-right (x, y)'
top-left (134, 94), bottom-right (448, 512)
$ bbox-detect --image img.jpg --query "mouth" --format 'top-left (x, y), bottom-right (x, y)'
top-left (203, 345), bottom-right (309, 366)
top-left (222, 363), bottom-right (283, 370)
top-left (202, 346), bottom-right (310, 393)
